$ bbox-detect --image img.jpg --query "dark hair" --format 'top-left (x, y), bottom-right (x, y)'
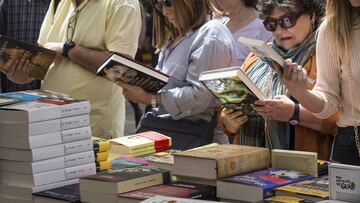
top-left (257, 0), bottom-right (325, 29)
top-left (243, 0), bottom-right (258, 9)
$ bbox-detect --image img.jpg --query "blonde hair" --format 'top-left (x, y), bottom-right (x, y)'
top-left (324, 0), bottom-right (360, 61)
top-left (153, 0), bottom-right (212, 50)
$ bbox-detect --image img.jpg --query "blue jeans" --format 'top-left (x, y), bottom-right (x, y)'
top-left (331, 126), bottom-right (360, 166)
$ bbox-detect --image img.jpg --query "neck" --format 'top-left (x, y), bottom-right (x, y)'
top-left (227, 7), bottom-right (258, 33)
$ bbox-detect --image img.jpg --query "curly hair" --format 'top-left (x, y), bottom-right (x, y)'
top-left (243, 0), bottom-right (258, 9)
top-left (257, 0), bottom-right (325, 29)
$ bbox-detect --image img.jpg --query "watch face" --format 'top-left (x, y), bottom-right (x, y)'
top-left (289, 120), bottom-right (299, 125)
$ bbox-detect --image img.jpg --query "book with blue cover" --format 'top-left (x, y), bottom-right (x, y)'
top-left (217, 168), bottom-right (313, 202)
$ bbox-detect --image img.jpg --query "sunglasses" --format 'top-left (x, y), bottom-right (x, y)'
top-left (263, 12), bottom-right (303, 32)
top-left (152, 0), bottom-right (172, 12)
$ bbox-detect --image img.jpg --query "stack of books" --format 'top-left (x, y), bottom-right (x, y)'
top-left (109, 131), bottom-right (171, 157)
top-left (92, 136), bottom-right (111, 172)
top-left (0, 90), bottom-right (96, 202)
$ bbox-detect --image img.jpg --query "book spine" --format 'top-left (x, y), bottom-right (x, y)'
top-left (65, 163), bottom-right (96, 180)
top-left (64, 150), bottom-right (95, 168)
top-left (217, 150), bottom-right (270, 178)
top-left (60, 114), bottom-right (90, 130)
top-left (94, 151), bottom-right (108, 162)
top-left (61, 101), bottom-right (90, 118)
top-left (61, 126), bottom-right (92, 143)
top-left (96, 160), bottom-right (111, 172)
top-left (93, 140), bottom-right (111, 153)
top-left (64, 139), bottom-right (93, 155)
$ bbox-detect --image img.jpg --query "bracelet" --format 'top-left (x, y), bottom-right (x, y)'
top-left (150, 94), bottom-right (157, 109)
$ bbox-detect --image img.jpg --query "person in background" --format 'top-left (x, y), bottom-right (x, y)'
top-left (5, 0), bottom-right (141, 139)
top-left (281, 0), bottom-right (360, 165)
top-left (114, 0), bottom-right (237, 150)
top-left (218, 0), bottom-right (338, 160)
top-left (210, 0), bottom-right (273, 66)
top-left (0, 0), bottom-right (51, 93)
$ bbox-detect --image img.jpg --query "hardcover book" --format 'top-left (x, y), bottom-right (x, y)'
top-left (217, 168), bottom-right (313, 202)
top-left (0, 35), bottom-right (56, 80)
top-left (79, 166), bottom-right (171, 195)
top-left (33, 184), bottom-right (80, 203)
top-left (200, 66), bottom-right (266, 117)
top-left (173, 144), bottom-right (270, 180)
top-left (275, 176), bottom-right (329, 202)
top-left (97, 54), bottom-right (168, 93)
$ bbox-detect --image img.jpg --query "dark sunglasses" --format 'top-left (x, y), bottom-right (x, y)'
top-left (152, 0), bottom-right (172, 12)
top-left (263, 12), bottom-right (303, 32)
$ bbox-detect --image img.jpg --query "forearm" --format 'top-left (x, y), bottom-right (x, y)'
top-left (298, 105), bottom-right (323, 131)
top-left (67, 45), bottom-right (112, 74)
top-left (293, 89), bottom-right (325, 114)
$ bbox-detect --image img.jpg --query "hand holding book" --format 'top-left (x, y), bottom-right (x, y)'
top-left (2, 51), bottom-right (35, 85)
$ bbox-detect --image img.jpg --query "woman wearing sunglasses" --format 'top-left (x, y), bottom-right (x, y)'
top-left (209, 0), bottom-right (273, 66)
top-left (114, 0), bottom-right (237, 150)
top-left (281, 0), bottom-right (360, 165)
top-left (218, 0), bottom-right (338, 159)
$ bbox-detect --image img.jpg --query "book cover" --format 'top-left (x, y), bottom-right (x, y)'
top-left (92, 136), bottom-right (111, 152)
top-left (96, 160), bottom-right (111, 172)
top-left (97, 54), bottom-right (168, 93)
top-left (109, 134), bottom-right (155, 154)
top-left (200, 66), bottom-right (266, 117)
top-left (111, 156), bottom-right (148, 169)
top-left (33, 184), bottom-right (80, 203)
top-left (275, 176), bottom-right (329, 200)
top-left (95, 151), bottom-right (109, 162)
top-left (217, 168), bottom-right (313, 202)
top-left (79, 166), bottom-right (171, 194)
top-left (136, 131), bottom-right (172, 151)
top-left (0, 35), bottom-right (56, 80)
top-left (174, 144), bottom-right (270, 179)
top-left (118, 181), bottom-right (216, 200)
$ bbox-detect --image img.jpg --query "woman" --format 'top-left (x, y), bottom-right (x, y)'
top-left (218, 0), bottom-right (338, 159)
top-left (210, 0), bottom-right (273, 65)
top-left (114, 0), bottom-right (237, 150)
top-left (281, 0), bottom-right (360, 165)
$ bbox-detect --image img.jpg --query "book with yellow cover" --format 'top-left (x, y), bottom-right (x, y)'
top-left (95, 151), bottom-right (109, 162)
top-left (91, 136), bottom-right (111, 153)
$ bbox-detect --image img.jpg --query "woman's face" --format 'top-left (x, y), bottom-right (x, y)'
top-left (160, 1), bottom-right (177, 28)
top-left (349, 0), bottom-right (360, 7)
top-left (269, 7), bottom-right (312, 50)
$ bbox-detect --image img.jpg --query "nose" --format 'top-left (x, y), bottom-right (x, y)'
top-left (273, 23), bottom-right (285, 34)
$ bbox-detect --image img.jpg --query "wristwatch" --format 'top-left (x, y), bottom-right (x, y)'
top-left (289, 102), bottom-right (300, 125)
top-left (62, 40), bottom-right (76, 58)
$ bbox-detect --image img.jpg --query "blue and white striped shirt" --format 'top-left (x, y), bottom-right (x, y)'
top-left (156, 19), bottom-right (237, 122)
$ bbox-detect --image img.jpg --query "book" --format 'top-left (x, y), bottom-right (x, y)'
top-left (0, 91), bottom-right (90, 123)
top-left (275, 176), bottom-right (329, 202)
top-left (0, 35), bottom-right (56, 80)
top-left (97, 54), bottom-right (168, 93)
top-left (111, 156), bottom-right (148, 169)
top-left (143, 150), bottom-right (181, 172)
top-left (95, 151), bottom-right (109, 162)
top-left (96, 160), bottom-right (111, 172)
top-left (216, 168), bottom-right (313, 202)
top-left (139, 196), bottom-right (221, 203)
top-left (92, 136), bottom-right (111, 152)
top-left (258, 195), bottom-right (316, 203)
top-left (79, 166), bottom-right (171, 195)
top-left (33, 184), bottom-right (80, 203)
top-left (117, 181), bottom-right (216, 202)
top-left (200, 66), bottom-right (266, 117)
top-left (0, 126), bottom-right (92, 149)
top-left (329, 163), bottom-right (360, 202)
top-left (271, 149), bottom-right (318, 177)
top-left (0, 150), bottom-right (95, 174)
top-left (238, 36), bottom-right (285, 68)
top-left (0, 163), bottom-right (96, 187)
top-left (173, 144), bottom-right (270, 179)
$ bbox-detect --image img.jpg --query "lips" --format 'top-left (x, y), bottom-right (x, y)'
top-left (280, 37), bottom-right (292, 41)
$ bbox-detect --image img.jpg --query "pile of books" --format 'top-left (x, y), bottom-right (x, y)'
top-left (0, 90), bottom-right (96, 202)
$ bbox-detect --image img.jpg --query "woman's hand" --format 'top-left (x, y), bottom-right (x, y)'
top-left (254, 95), bottom-right (295, 122)
top-left (221, 108), bottom-right (248, 134)
top-left (281, 59), bottom-right (308, 99)
top-left (115, 80), bottom-right (152, 104)
top-left (6, 51), bottom-right (35, 84)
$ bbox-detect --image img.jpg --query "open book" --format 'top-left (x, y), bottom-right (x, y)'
top-left (0, 35), bottom-right (56, 80)
top-left (97, 54), bottom-right (168, 93)
top-left (239, 36), bottom-right (285, 69)
top-left (200, 66), bottom-right (266, 117)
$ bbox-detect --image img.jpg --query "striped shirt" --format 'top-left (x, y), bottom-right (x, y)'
top-left (0, 0), bottom-right (50, 92)
top-left (155, 19), bottom-right (237, 122)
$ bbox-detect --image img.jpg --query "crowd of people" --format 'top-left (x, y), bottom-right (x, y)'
top-left (0, 0), bottom-right (359, 166)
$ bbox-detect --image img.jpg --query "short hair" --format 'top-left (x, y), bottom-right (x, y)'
top-left (153, 0), bottom-right (211, 50)
top-left (257, 0), bottom-right (325, 29)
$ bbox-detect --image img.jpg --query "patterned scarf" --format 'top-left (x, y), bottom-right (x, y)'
top-left (238, 31), bottom-right (316, 149)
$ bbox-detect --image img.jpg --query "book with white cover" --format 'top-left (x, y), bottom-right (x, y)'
top-left (0, 114), bottom-right (90, 137)
top-left (329, 163), bottom-right (360, 202)
top-left (0, 150), bottom-right (95, 174)
top-left (0, 163), bottom-right (96, 187)
top-left (0, 179), bottom-right (79, 199)
top-left (0, 98), bottom-right (90, 123)
top-left (110, 134), bottom-right (155, 154)
top-left (0, 127), bottom-right (91, 149)
top-left (0, 139), bottom-right (93, 161)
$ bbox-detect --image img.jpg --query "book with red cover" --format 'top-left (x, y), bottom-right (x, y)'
top-left (136, 131), bottom-right (171, 151)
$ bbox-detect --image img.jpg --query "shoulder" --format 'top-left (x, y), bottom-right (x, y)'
top-left (198, 18), bottom-right (232, 38)
top-left (108, 0), bottom-right (140, 10)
